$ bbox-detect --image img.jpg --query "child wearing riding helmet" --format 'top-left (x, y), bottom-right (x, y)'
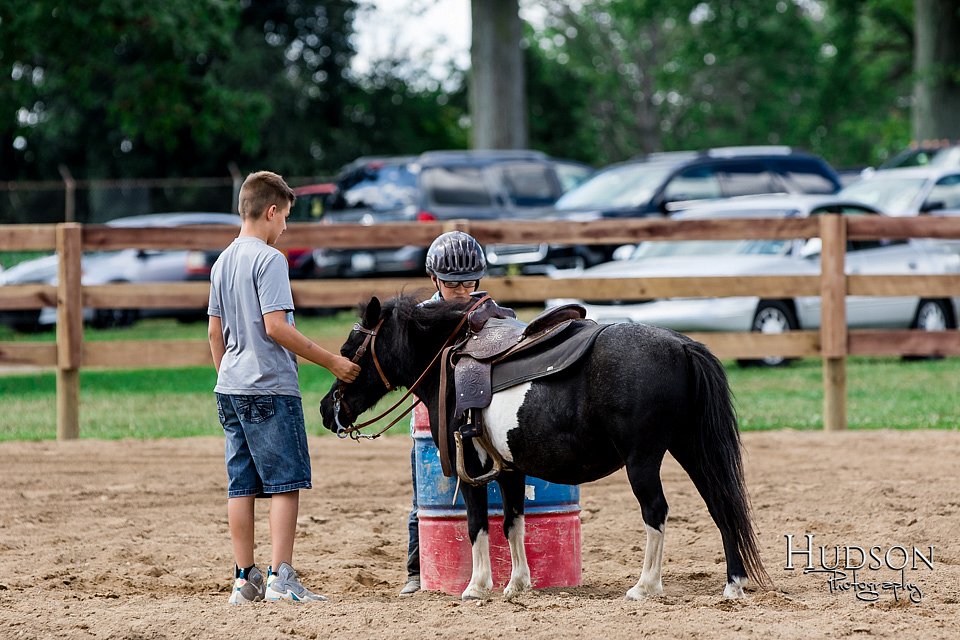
top-left (399, 230), bottom-right (487, 597)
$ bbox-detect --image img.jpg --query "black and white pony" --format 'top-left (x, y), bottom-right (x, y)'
top-left (319, 295), bottom-right (769, 600)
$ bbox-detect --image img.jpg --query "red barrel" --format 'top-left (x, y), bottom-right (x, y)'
top-left (413, 402), bottom-right (581, 595)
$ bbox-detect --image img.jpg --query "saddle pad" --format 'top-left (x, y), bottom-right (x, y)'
top-left (491, 322), bottom-right (610, 393)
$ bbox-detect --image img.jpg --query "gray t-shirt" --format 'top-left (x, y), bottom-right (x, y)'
top-left (208, 236), bottom-right (300, 397)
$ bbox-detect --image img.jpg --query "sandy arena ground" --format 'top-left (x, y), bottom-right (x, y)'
top-left (0, 429), bottom-right (957, 639)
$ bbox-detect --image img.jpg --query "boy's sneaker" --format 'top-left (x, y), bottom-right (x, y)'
top-left (266, 563), bottom-right (327, 602)
top-left (399, 576), bottom-right (421, 596)
top-left (229, 565), bottom-right (265, 605)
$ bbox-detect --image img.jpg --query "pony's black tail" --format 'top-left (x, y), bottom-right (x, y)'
top-left (675, 339), bottom-right (771, 589)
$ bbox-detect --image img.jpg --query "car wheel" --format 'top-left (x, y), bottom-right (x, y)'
top-left (912, 298), bottom-right (952, 331)
top-left (904, 298), bottom-right (955, 361)
top-left (737, 300), bottom-right (799, 368)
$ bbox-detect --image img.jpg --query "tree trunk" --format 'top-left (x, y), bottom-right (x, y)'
top-left (469, 0), bottom-right (528, 149)
top-left (913, 0), bottom-right (960, 140)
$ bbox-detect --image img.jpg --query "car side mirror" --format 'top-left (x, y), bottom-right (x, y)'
top-left (612, 245), bottom-right (636, 261)
top-left (919, 200), bottom-right (946, 214)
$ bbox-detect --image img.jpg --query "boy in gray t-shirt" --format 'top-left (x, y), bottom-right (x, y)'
top-left (208, 170), bottom-right (359, 605)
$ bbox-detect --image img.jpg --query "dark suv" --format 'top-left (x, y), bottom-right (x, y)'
top-left (485, 146), bottom-right (842, 274)
top-left (310, 150), bottom-right (592, 278)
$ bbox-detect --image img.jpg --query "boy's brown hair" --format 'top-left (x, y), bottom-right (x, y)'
top-left (238, 171), bottom-right (296, 220)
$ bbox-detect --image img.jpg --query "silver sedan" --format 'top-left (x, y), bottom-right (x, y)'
top-left (0, 212), bottom-right (239, 330)
top-left (548, 195), bottom-right (960, 366)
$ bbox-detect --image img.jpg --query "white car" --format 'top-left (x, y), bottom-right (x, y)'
top-left (839, 166), bottom-right (960, 216)
top-left (0, 213), bottom-right (239, 330)
top-left (548, 195), bottom-right (960, 366)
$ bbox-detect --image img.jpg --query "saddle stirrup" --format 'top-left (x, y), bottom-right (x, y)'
top-left (454, 430), bottom-right (504, 487)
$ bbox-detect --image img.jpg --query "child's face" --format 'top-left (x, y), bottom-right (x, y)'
top-left (265, 203), bottom-right (291, 245)
top-left (432, 275), bottom-right (477, 303)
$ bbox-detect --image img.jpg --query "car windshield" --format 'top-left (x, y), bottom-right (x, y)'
top-left (630, 238), bottom-right (792, 260)
top-left (334, 164), bottom-right (418, 211)
top-left (554, 163), bottom-right (674, 210)
top-left (881, 146), bottom-right (960, 169)
top-left (421, 166), bottom-right (495, 206)
top-left (497, 163), bottom-right (560, 207)
top-left (838, 176), bottom-right (927, 214)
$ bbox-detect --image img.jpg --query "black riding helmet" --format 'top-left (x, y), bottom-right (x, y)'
top-left (425, 231), bottom-right (487, 280)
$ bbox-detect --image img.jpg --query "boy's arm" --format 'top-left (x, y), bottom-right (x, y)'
top-left (263, 310), bottom-right (360, 382)
top-left (208, 315), bottom-right (226, 373)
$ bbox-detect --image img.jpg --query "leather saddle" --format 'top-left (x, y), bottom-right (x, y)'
top-left (437, 296), bottom-right (609, 480)
top-left (451, 300), bottom-right (605, 422)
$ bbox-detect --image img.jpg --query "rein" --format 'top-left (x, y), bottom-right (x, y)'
top-left (331, 295), bottom-right (490, 440)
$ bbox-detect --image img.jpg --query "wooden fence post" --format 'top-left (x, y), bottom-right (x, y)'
top-left (819, 215), bottom-right (847, 431)
top-left (56, 223), bottom-right (83, 440)
top-left (58, 165), bottom-right (76, 223)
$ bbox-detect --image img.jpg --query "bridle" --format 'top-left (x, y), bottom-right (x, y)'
top-left (331, 295), bottom-right (489, 440)
top-left (350, 319), bottom-right (393, 391)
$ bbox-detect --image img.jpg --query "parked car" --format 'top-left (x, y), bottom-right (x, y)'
top-left (308, 150), bottom-right (592, 278)
top-left (546, 194), bottom-right (960, 366)
top-left (838, 166), bottom-right (960, 216)
top-left (485, 146), bottom-right (843, 275)
top-left (287, 182), bottom-right (335, 278)
top-left (879, 141), bottom-right (960, 169)
top-left (0, 212), bottom-right (239, 331)
top-left (290, 182), bottom-right (334, 222)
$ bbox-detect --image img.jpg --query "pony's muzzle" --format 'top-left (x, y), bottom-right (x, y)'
top-left (318, 392), bottom-right (339, 432)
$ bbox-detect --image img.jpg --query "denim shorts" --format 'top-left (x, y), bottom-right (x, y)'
top-left (216, 393), bottom-right (312, 498)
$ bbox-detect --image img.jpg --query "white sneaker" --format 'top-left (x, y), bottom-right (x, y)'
top-left (265, 563), bottom-right (327, 602)
top-left (399, 577), bottom-right (421, 596)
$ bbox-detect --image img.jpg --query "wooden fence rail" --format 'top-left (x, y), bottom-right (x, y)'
top-left (2, 216), bottom-right (959, 439)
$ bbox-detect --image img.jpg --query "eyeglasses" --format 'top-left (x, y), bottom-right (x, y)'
top-left (439, 279), bottom-right (479, 289)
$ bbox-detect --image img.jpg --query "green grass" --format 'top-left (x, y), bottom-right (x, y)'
top-left (727, 357), bottom-right (959, 431)
top-left (0, 309), bottom-right (359, 343)
top-left (1, 314), bottom-right (958, 440)
top-left (0, 250), bottom-right (49, 270)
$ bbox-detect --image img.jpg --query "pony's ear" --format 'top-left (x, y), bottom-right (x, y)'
top-left (362, 296), bottom-right (381, 327)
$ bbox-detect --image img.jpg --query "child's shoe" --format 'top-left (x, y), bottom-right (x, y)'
top-left (228, 565), bottom-right (265, 605)
top-left (399, 576), bottom-right (421, 596)
top-left (266, 563), bottom-right (327, 602)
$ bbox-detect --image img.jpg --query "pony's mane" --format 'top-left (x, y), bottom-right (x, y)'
top-left (357, 292), bottom-right (469, 336)
top-left (389, 293), bottom-right (469, 334)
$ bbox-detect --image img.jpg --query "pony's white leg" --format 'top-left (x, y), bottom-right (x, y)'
top-left (626, 521), bottom-right (666, 600)
top-left (503, 514), bottom-right (531, 598)
top-left (723, 575), bottom-right (748, 599)
top-left (461, 530), bottom-right (493, 600)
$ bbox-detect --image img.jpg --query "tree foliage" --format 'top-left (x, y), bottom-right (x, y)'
top-left (1, 0), bottom-right (954, 183)
top-left (525, 0), bottom-right (920, 168)
top-left (1, 0), bottom-right (265, 178)
top-left (0, 0), bottom-right (467, 181)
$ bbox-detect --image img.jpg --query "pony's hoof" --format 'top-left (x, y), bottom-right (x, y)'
top-left (723, 577), bottom-right (748, 600)
top-left (461, 585), bottom-right (489, 601)
top-left (625, 580), bottom-right (663, 600)
top-left (503, 579), bottom-right (532, 600)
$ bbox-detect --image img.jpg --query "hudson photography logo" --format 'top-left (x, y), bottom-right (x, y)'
top-left (784, 534), bottom-right (934, 604)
